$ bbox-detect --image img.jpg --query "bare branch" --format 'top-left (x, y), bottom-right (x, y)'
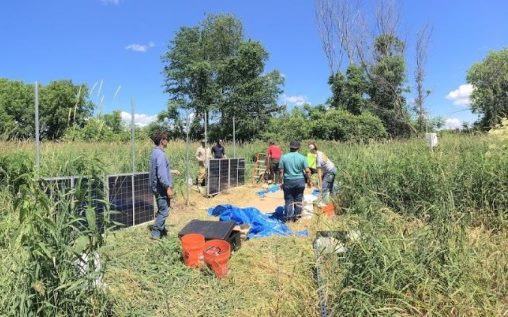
top-left (415, 23), bottom-right (432, 132)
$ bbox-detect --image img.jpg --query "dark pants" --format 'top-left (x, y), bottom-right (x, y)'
top-left (282, 178), bottom-right (306, 221)
top-left (270, 159), bottom-right (280, 183)
top-left (151, 193), bottom-right (170, 238)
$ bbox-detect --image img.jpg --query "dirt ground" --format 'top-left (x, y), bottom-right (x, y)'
top-left (168, 183), bottom-right (318, 233)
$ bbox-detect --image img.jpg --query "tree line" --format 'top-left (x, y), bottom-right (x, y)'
top-left (0, 11), bottom-right (506, 142)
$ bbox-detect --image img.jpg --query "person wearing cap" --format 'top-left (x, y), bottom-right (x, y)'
top-left (195, 139), bottom-right (212, 186)
top-left (308, 142), bottom-right (337, 202)
top-left (149, 130), bottom-right (175, 239)
top-left (211, 139), bottom-right (226, 159)
top-left (266, 141), bottom-right (282, 183)
top-left (278, 140), bottom-right (312, 222)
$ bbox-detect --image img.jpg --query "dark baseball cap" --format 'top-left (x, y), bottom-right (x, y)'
top-left (289, 140), bottom-right (300, 149)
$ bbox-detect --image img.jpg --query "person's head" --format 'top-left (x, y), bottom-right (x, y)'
top-left (217, 139), bottom-right (223, 145)
top-left (200, 139), bottom-right (206, 147)
top-left (308, 142), bottom-right (318, 153)
top-left (151, 130), bottom-right (169, 148)
top-left (289, 140), bottom-right (300, 152)
top-left (269, 141), bottom-right (275, 146)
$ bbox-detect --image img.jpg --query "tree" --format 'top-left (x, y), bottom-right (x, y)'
top-left (161, 14), bottom-right (283, 141)
top-left (328, 64), bottom-right (368, 115)
top-left (467, 48), bottom-right (508, 130)
top-left (0, 78), bottom-right (34, 139)
top-left (39, 80), bottom-right (93, 140)
top-left (414, 25), bottom-right (432, 133)
top-left (369, 34), bottom-right (413, 137)
top-left (102, 111), bottom-right (123, 133)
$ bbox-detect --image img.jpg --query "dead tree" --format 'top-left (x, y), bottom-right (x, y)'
top-left (414, 24), bottom-right (432, 133)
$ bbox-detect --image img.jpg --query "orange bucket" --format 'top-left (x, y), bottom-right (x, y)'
top-left (203, 239), bottom-right (231, 278)
top-left (181, 233), bottom-right (205, 267)
top-left (321, 203), bottom-right (335, 217)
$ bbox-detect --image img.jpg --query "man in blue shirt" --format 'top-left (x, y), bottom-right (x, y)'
top-left (278, 140), bottom-right (311, 222)
top-left (149, 131), bottom-right (175, 239)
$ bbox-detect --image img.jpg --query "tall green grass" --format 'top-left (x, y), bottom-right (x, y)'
top-left (318, 134), bottom-right (507, 316)
top-left (0, 166), bottom-right (112, 316)
top-left (0, 134), bottom-right (506, 315)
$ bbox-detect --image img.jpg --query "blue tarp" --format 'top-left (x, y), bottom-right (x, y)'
top-left (256, 184), bottom-right (280, 198)
top-left (208, 204), bottom-right (308, 239)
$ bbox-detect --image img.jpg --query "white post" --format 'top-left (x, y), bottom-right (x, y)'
top-left (233, 116), bottom-right (236, 158)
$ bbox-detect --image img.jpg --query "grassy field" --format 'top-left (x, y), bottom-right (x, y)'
top-left (0, 133), bottom-right (507, 316)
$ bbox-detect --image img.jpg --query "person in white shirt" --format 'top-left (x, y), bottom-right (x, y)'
top-left (308, 142), bottom-right (337, 202)
top-left (195, 139), bottom-right (212, 186)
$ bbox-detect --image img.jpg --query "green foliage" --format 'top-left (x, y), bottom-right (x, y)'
top-left (329, 64), bottom-right (369, 115)
top-left (161, 14), bottom-right (284, 141)
top-left (0, 78), bottom-right (93, 141)
top-left (467, 48), bottom-right (508, 130)
top-left (0, 172), bottom-right (111, 316)
top-left (0, 78), bottom-right (35, 139)
top-left (263, 107), bottom-right (387, 143)
top-left (312, 109), bottom-right (387, 142)
top-left (369, 35), bottom-right (414, 138)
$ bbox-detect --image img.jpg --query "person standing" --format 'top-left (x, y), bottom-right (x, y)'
top-left (195, 139), bottom-right (212, 186)
top-left (278, 140), bottom-right (311, 222)
top-left (266, 141), bottom-right (282, 183)
top-left (211, 139), bottom-right (226, 159)
top-left (308, 142), bottom-right (337, 203)
top-left (149, 131), bottom-right (174, 240)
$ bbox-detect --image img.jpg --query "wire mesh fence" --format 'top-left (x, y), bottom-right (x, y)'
top-left (42, 172), bottom-right (155, 231)
top-left (207, 158), bottom-right (246, 196)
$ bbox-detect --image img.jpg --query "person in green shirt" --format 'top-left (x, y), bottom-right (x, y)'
top-left (278, 140), bottom-right (311, 222)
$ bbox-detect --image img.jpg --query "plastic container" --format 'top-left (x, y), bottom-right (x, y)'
top-left (181, 233), bottom-right (205, 267)
top-left (321, 203), bottom-right (335, 217)
top-left (203, 239), bottom-right (231, 278)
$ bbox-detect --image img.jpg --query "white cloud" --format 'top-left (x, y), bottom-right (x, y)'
top-left (446, 84), bottom-right (473, 106)
top-left (101, 0), bottom-right (120, 5)
top-left (121, 111), bottom-right (157, 127)
top-left (125, 42), bottom-right (155, 53)
top-left (444, 118), bottom-right (462, 130)
top-left (283, 94), bottom-right (311, 107)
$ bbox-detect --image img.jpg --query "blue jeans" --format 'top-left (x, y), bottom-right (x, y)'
top-left (151, 194), bottom-right (170, 238)
top-left (321, 172), bottom-right (336, 202)
top-left (283, 178), bottom-right (306, 221)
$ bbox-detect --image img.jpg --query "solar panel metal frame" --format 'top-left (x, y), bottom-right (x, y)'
top-left (206, 158), bottom-right (246, 196)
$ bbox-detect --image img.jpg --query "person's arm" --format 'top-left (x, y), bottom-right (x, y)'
top-left (195, 148), bottom-right (201, 162)
top-left (265, 148), bottom-right (271, 171)
top-left (315, 152), bottom-right (323, 189)
top-left (304, 167), bottom-right (312, 187)
top-left (316, 168), bottom-right (323, 189)
top-left (278, 159), bottom-right (284, 185)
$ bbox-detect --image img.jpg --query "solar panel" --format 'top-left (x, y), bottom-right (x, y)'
top-left (108, 174), bottom-right (134, 228)
top-left (133, 173), bottom-right (155, 225)
top-left (206, 158), bottom-right (246, 195)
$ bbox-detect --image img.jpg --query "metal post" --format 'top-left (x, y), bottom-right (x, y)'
top-left (228, 159), bottom-right (231, 190)
top-left (204, 112), bottom-right (208, 144)
top-left (130, 99), bottom-right (136, 225)
top-left (233, 116), bottom-right (236, 158)
top-left (34, 82), bottom-right (40, 172)
top-left (185, 118), bottom-right (191, 206)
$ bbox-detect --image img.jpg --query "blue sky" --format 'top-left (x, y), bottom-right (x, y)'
top-left (1, 0), bottom-right (507, 128)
